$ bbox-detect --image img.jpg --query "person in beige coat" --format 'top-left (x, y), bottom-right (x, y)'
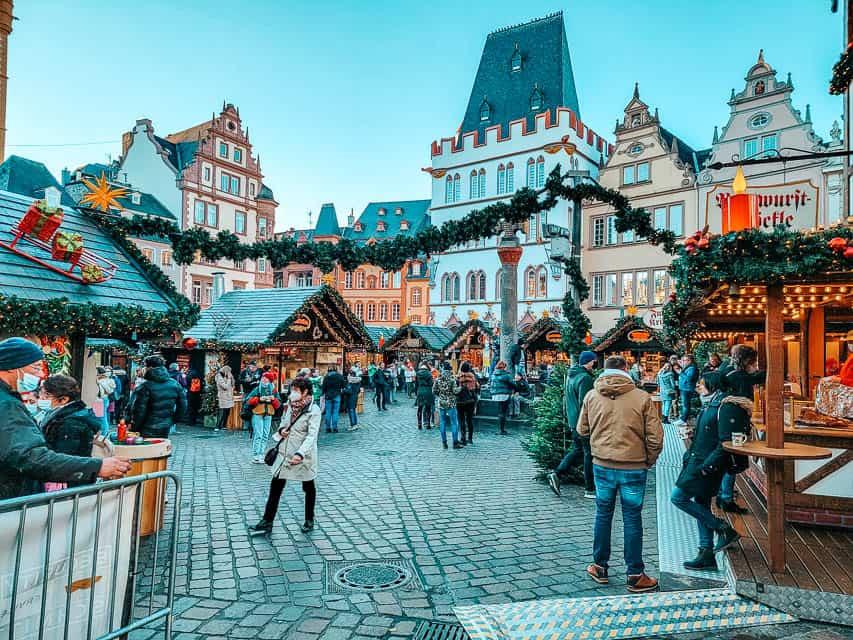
top-left (577, 355), bottom-right (663, 594)
top-left (215, 366), bottom-right (235, 430)
top-left (250, 377), bottom-right (320, 534)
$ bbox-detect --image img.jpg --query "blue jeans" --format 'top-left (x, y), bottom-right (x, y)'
top-left (324, 396), bottom-right (341, 431)
top-left (661, 396), bottom-right (674, 422)
top-left (438, 407), bottom-right (459, 445)
top-left (671, 486), bottom-right (727, 549)
top-left (389, 385), bottom-right (396, 403)
top-left (346, 390), bottom-right (358, 426)
top-left (679, 390), bottom-right (694, 422)
top-left (592, 465), bottom-right (647, 575)
top-left (718, 473), bottom-right (736, 502)
top-left (251, 414), bottom-right (272, 458)
top-left (100, 398), bottom-right (111, 435)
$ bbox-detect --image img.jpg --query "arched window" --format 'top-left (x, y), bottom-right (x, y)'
top-left (530, 87), bottom-right (543, 111)
top-left (367, 275), bottom-right (377, 289)
top-left (356, 271), bottom-right (365, 289)
top-left (495, 269), bottom-right (503, 301)
top-left (453, 174), bottom-right (461, 203)
top-left (479, 99), bottom-right (490, 122)
top-left (754, 80), bottom-right (765, 96)
top-left (537, 266), bottom-right (547, 298)
top-left (379, 303), bottom-right (388, 321)
top-left (469, 170), bottom-right (479, 199)
top-left (344, 272), bottom-right (353, 289)
top-left (497, 164), bottom-right (506, 194)
top-left (367, 303), bottom-right (376, 321)
top-left (452, 273), bottom-right (460, 301)
top-left (355, 302), bottom-right (364, 319)
top-left (441, 274), bottom-right (451, 302)
top-left (506, 162), bottom-right (514, 192)
top-left (536, 156), bottom-right (545, 188)
top-left (525, 267), bottom-right (536, 298)
top-left (526, 158), bottom-right (535, 187)
top-left (511, 48), bottom-right (522, 72)
top-left (445, 176), bottom-right (453, 204)
top-left (411, 287), bottom-right (421, 306)
top-left (380, 272), bottom-right (390, 288)
top-left (478, 271), bottom-right (486, 300)
top-left (478, 169), bottom-right (486, 199)
top-left (467, 272), bottom-right (477, 301)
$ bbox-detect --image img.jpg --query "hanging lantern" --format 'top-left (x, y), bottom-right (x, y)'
top-left (722, 166), bottom-right (758, 234)
top-left (182, 337), bottom-right (198, 350)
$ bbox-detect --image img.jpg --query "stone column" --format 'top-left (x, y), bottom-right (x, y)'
top-left (497, 235), bottom-right (522, 368)
top-left (0, 1), bottom-right (14, 163)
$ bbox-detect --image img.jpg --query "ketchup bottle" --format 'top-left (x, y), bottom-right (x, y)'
top-left (117, 419), bottom-right (128, 442)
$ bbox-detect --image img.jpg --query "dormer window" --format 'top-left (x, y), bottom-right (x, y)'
top-left (530, 87), bottom-right (543, 112)
top-left (131, 191), bottom-right (141, 205)
top-left (354, 222), bottom-right (363, 232)
top-left (395, 207), bottom-right (403, 215)
top-left (400, 220), bottom-right (410, 230)
top-left (510, 45), bottom-right (522, 72)
top-left (377, 221), bottom-right (387, 232)
top-left (378, 207), bottom-right (386, 216)
top-left (479, 99), bottom-right (490, 122)
top-left (754, 80), bottom-right (765, 96)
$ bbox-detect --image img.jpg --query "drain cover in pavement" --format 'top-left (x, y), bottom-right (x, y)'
top-left (325, 559), bottom-right (422, 593)
top-left (414, 621), bottom-right (469, 640)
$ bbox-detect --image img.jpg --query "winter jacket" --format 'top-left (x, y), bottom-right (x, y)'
top-left (564, 364), bottom-right (595, 431)
top-left (130, 366), bottom-right (188, 438)
top-left (432, 372), bottom-right (461, 409)
top-left (41, 400), bottom-right (101, 487)
top-left (415, 368), bottom-right (434, 407)
top-left (717, 361), bottom-right (766, 399)
top-left (456, 371), bottom-right (480, 406)
top-left (676, 393), bottom-right (752, 498)
top-left (186, 370), bottom-right (203, 395)
top-left (245, 381), bottom-right (281, 416)
top-left (169, 369), bottom-right (187, 389)
top-left (321, 371), bottom-right (346, 399)
top-left (216, 373), bottom-right (235, 409)
top-left (97, 376), bottom-right (116, 400)
top-left (678, 364), bottom-right (699, 392)
top-left (0, 381), bottom-right (102, 500)
top-left (271, 403), bottom-right (321, 481)
top-left (238, 368), bottom-right (261, 394)
top-left (576, 371), bottom-right (663, 470)
top-left (309, 375), bottom-right (323, 401)
top-left (490, 369), bottom-right (517, 397)
top-left (346, 374), bottom-right (362, 398)
top-left (372, 369), bottom-right (387, 388)
top-left (656, 367), bottom-right (677, 400)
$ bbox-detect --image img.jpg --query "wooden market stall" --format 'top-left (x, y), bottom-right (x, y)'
top-left (443, 319), bottom-right (493, 372)
top-left (383, 324), bottom-right (454, 367)
top-left (592, 315), bottom-right (673, 388)
top-left (348, 326), bottom-right (396, 369)
top-left (520, 317), bottom-right (571, 368)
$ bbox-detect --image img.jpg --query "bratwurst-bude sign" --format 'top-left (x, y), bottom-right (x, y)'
top-left (706, 179), bottom-right (819, 231)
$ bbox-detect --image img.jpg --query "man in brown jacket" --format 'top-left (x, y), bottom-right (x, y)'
top-left (577, 355), bottom-right (663, 593)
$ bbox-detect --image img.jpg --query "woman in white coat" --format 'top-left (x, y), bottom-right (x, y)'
top-left (250, 377), bottom-right (320, 534)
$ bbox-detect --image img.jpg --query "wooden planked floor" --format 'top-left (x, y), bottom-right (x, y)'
top-left (720, 476), bottom-right (853, 595)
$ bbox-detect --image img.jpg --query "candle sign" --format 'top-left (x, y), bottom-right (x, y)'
top-left (708, 176), bottom-right (819, 233)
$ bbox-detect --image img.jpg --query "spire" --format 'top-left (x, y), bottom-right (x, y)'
top-left (805, 103), bottom-right (812, 123)
top-left (757, 49), bottom-right (764, 65)
top-left (730, 88), bottom-right (736, 101)
top-left (786, 71), bottom-right (793, 89)
top-left (670, 136), bottom-right (680, 155)
top-left (222, 99), bottom-right (226, 112)
top-left (654, 107), bottom-right (659, 121)
top-left (712, 125), bottom-right (719, 144)
top-left (633, 82), bottom-right (640, 100)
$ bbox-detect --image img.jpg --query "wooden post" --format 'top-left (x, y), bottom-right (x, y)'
top-left (765, 283), bottom-right (786, 572)
top-left (807, 307), bottom-right (825, 397)
top-left (799, 308), bottom-right (810, 397)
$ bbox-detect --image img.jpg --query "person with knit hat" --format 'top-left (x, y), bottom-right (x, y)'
top-left (0, 337), bottom-right (132, 499)
top-left (547, 350), bottom-right (597, 498)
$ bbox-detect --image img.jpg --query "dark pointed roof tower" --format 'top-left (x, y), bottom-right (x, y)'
top-left (314, 202), bottom-right (341, 238)
top-left (459, 12), bottom-right (580, 141)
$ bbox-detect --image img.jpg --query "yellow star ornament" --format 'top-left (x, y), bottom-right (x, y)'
top-left (79, 173), bottom-right (128, 212)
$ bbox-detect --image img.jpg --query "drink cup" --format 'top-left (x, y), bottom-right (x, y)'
top-left (731, 432), bottom-right (747, 446)
top-left (677, 424), bottom-right (690, 440)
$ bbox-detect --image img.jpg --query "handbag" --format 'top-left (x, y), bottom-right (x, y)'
top-left (264, 439), bottom-right (282, 466)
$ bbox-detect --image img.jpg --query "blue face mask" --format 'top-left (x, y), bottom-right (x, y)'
top-left (17, 371), bottom-right (41, 393)
top-left (25, 402), bottom-right (39, 415)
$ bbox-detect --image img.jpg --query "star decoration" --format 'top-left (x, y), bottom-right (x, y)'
top-left (79, 174), bottom-right (128, 212)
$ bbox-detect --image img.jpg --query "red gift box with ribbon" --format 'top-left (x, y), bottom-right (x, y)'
top-left (51, 231), bottom-right (84, 263)
top-left (19, 201), bottom-right (64, 241)
top-left (82, 264), bottom-right (106, 284)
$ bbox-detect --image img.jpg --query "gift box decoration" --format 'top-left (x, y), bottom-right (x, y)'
top-left (19, 201), bottom-right (64, 241)
top-left (51, 231), bottom-right (84, 263)
top-left (81, 264), bottom-right (106, 284)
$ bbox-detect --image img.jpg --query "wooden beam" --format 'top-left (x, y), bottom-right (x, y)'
top-left (807, 307), bottom-right (825, 397)
top-left (765, 283), bottom-right (786, 573)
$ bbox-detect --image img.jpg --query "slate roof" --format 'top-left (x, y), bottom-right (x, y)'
top-left (257, 183), bottom-right (276, 201)
top-left (460, 12), bottom-right (580, 140)
top-left (0, 156), bottom-right (76, 206)
top-left (153, 135), bottom-right (199, 172)
top-left (314, 203), bottom-right (341, 237)
top-left (385, 324), bottom-right (455, 352)
top-left (694, 148), bottom-right (713, 172)
top-left (365, 325), bottom-right (397, 350)
top-left (345, 200), bottom-right (431, 243)
top-left (0, 189), bottom-right (176, 318)
top-left (659, 127), bottom-right (707, 173)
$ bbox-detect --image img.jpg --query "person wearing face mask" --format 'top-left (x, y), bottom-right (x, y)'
top-left (0, 338), bottom-right (132, 499)
top-left (250, 377), bottom-right (321, 534)
top-left (39, 375), bottom-right (102, 487)
top-left (95, 366), bottom-right (116, 435)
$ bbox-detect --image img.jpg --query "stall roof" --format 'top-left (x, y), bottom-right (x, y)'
top-left (385, 324), bottom-right (455, 352)
top-left (444, 319), bottom-right (493, 354)
top-left (520, 317), bottom-right (570, 350)
top-left (592, 316), bottom-right (673, 354)
top-left (365, 326), bottom-right (397, 350)
top-left (186, 285), bottom-right (371, 348)
top-left (0, 189), bottom-right (176, 317)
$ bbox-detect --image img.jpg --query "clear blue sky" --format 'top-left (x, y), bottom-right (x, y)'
top-left (6, 1), bottom-right (843, 231)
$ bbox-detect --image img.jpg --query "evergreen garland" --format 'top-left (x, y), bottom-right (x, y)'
top-left (830, 45), bottom-right (853, 95)
top-left (524, 363), bottom-right (570, 477)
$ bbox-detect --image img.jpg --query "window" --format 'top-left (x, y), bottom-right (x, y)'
top-left (453, 174), bottom-right (460, 202)
top-left (234, 259), bottom-right (245, 271)
top-left (235, 211), bottom-right (247, 234)
top-left (142, 247), bottom-right (154, 261)
top-left (395, 207), bottom-right (403, 215)
top-left (511, 48), bottom-right (521, 71)
top-left (400, 220), bottom-right (409, 231)
top-left (606, 216), bottom-right (617, 245)
top-left (258, 217), bottom-right (268, 238)
top-left (750, 113), bottom-right (770, 128)
top-left (204, 282), bottom-right (213, 306)
top-left (497, 164), bottom-right (506, 194)
top-left (411, 314), bottom-right (421, 324)
top-left (653, 269), bottom-right (668, 304)
top-left (526, 158), bottom-right (535, 187)
top-left (391, 303), bottom-right (400, 321)
top-left (161, 250), bottom-right (172, 267)
top-left (478, 169), bottom-right (486, 198)
top-left (536, 156), bottom-right (545, 188)
top-left (393, 271), bottom-right (401, 288)
top-left (203, 167), bottom-right (211, 182)
top-left (379, 303), bottom-right (388, 321)
top-left (345, 272), bottom-right (353, 289)
top-left (623, 228), bottom-right (635, 243)
top-left (295, 272), bottom-right (313, 288)
top-left (219, 142), bottom-right (228, 158)
top-left (233, 282), bottom-right (246, 290)
top-left (669, 204), bottom-right (683, 236)
top-left (234, 148), bottom-right (243, 163)
top-left (377, 221), bottom-right (387, 232)
top-left (467, 270), bottom-right (486, 301)
top-left (192, 281), bottom-right (201, 305)
top-left (250, 182), bottom-right (256, 196)
top-left (367, 275), bottom-right (377, 288)
top-left (470, 170), bottom-right (479, 199)
top-left (622, 272), bottom-right (634, 306)
top-left (593, 275), bottom-right (604, 306)
top-left (257, 257), bottom-right (266, 273)
top-left (636, 271), bottom-right (648, 306)
top-left (628, 143), bottom-right (644, 155)
top-left (530, 87), bottom-right (543, 111)
top-left (411, 288), bottom-right (421, 306)
top-left (274, 273), bottom-right (283, 287)
top-left (525, 268), bottom-right (536, 298)
top-left (230, 176), bottom-right (240, 195)
top-left (593, 217), bottom-right (606, 247)
top-left (654, 206), bottom-right (667, 231)
top-left (606, 274), bottom-right (617, 306)
top-left (744, 137), bottom-right (759, 159)
top-left (506, 162), bottom-right (514, 191)
top-left (445, 176), bottom-right (453, 204)
top-left (380, 272), bottom-right (390, 288)
top-left (220, 173), bottom-right (229, 192)
top-left (377, 208), bottom-right (386, 216)
top-left (194, 200), bottom-right (205, 224)
top-left (354, 222), bottom-right (363, 233)
top-left (754, 80), bottom-right (765, 96)
top-left (761, 134), bottom-right (777, 157)
top-left (356, 271), bottom-right (365, 288)
top-left (206, 203), bottom-right (218, 227)
top-left (495, 269), bottom-right (503, 301)
top-left (355, 302), bottom-right (364, 319)
top-left (537, 267), bottom-right (547, 297)
top-left (479, 100), bottom-right (490, 122)
top-left (623, 165), bottom-right (635, 185)
top-left (636, 162), bottom-right (649, 182)
top-left (367, 303), bottom-right (376, 321)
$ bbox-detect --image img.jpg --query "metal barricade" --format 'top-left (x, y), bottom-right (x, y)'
top-left (0, 471), bottom-right (181, 640)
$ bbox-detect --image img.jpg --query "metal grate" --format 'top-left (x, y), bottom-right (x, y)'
top-left (414, 621), bottom-right (470, 640)
top-left (324, 559), bottom-right (425, 594)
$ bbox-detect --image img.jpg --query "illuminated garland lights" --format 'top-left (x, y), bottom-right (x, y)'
top-left (829, 45), bottom-right (853, 95)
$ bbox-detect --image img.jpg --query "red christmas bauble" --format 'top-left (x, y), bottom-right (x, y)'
top-left (828, 237), bottom-right (847, 253)
top-left (182, 337), bottom-right (198, 350)
top-left (844, 246), bottom-right (853, 260)
top-left (697, 237), bottom-right (710, 250)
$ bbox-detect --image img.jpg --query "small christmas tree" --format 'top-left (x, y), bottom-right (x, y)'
top-left (524, 363), bottom-right (571, 477)
top-left (201, 353), bottom-right (225, 418)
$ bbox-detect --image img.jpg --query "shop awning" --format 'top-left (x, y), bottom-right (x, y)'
top-left (384, 324), bottom-right (454, 353)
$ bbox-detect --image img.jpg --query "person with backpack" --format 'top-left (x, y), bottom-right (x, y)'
top-left (432, 362), bottom-right (462, 449)
top-left (185, 367), bottom-right (204, 426)
top-left (372, 365), bottom-right (387, 411)
top-left (456, 362), bottom-right (480, 445)
top-left (670, 371), bottom-right (744, 570)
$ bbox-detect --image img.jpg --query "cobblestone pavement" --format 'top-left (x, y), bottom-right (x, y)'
top-left (130, 399), bottom-right (852, 640)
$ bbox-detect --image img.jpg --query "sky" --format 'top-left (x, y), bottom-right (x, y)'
top-left (6, 1), bottom-right (844, 231)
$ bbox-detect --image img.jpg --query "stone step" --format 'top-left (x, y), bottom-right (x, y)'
top-left (472, 415), bottom-right (531, 431)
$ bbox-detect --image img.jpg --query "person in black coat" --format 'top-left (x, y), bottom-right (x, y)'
top-left (185, 367), bottom-right (204, 426)
top-left (320, 366), bottom-right (346, 433)
top-left (40, 374), bottom-right (103, 487)
top-left (131, 356), bottom-right (188, 438)
top-left (670, 372), bottom-right (745, 570)
top-left (372, 366), bottom-right (388, 411)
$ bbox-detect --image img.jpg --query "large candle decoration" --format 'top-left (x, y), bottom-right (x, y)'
top-left (722, 166), bottom-right (758, 234)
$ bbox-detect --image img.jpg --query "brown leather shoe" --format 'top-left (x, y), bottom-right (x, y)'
top-left (626, 573), bottom-right (659, 593)
top-left (586, 563), bottom-right (609, 584)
